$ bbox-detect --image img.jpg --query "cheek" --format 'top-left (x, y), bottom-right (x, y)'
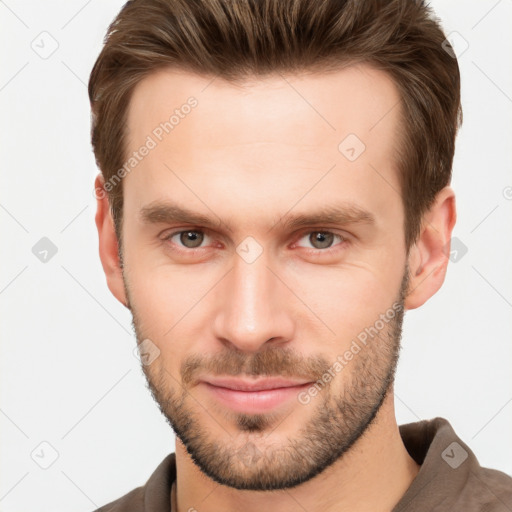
top-left (128, 267), bottom-right (202, 335)
top-left (126, 263), bottom-right (220, 374)
top-left (128, 281), bottom-right (187, 384)
top-left (285, 264), bottom-right (401, 345)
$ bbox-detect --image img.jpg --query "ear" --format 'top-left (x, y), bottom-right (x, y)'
top-left (94, 174), bottom-right (129, 308)
top-left (404, 186), bottom-right (457, 310)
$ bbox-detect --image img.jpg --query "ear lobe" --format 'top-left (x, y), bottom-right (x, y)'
top-left (94, 174), bottom-right (129, 308)
top-left (404, 186), bottom-right (457, 310)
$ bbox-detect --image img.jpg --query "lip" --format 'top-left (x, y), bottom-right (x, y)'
top-left (200, 377), bottom-right (313, 414)
top-left (202, 377), bottom-right (312, 391)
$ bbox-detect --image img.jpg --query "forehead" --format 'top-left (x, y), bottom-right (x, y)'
top-left (126, 64), bottom-right (402, 152)
top-left (123, 64), bottom-right (404, 234)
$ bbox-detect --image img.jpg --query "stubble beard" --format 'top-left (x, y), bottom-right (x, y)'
top-left (126, 266), bottom-right (409, 491)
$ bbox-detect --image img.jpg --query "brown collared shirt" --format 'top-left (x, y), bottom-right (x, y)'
top-left (94, 417), bottom-right (512, 511)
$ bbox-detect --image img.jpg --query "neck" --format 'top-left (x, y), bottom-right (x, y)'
top-left (174, 389), bottom-right (420, 512)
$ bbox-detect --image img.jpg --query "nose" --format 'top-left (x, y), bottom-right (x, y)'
top-left (211, 249), bottom-right (295, 353)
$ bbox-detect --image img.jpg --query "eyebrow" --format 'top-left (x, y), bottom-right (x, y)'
top-left (276, 205), bottom-right (376, 232)
top-left (140, 203), bottom-right (224, 229)
top-left (139, 201), bottom-right (376, 232)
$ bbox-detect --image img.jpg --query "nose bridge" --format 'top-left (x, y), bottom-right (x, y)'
top-left (212, 249), bottom-right (293, 351)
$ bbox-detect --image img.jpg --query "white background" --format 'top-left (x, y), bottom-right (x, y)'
top-left (1, 1), bottom-right (511, 510)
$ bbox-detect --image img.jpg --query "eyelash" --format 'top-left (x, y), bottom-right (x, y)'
top-left (161, 228), bottom-right (348, 255)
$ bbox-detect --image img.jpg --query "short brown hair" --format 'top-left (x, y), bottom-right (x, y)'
top-left (89, 0), bottom-right (462, 252)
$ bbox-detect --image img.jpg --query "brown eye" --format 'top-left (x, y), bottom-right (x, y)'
top-left (179, 231), bottom-right (204, 248)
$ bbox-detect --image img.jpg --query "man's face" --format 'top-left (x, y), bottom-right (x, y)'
top-left (121, 65), bottom-right (409, 490)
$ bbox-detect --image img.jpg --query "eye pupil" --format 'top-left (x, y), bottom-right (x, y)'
top-left (310, 231), bottom-right (334, 249)
top-left (180, 231), bottom-right (204, 248)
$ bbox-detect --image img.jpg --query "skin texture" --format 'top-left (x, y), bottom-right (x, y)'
top-left (95, 64), bottom-right (456, 511)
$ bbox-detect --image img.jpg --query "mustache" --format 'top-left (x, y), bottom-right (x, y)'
top-left (181, 347), bottom-right (332, 386)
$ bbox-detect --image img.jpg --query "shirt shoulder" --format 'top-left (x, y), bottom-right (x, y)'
top-left (452, 465), bottom-right (512, 511)
top-left (394, 417), bottom-right (512, 512)
top-left (91, 453), bottom-right (177, 512)
top-left (94, 486), bottom-right (145, 511)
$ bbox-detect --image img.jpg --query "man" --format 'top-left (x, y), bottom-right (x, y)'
top-left (89, 0), bottom-right (512, 510)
